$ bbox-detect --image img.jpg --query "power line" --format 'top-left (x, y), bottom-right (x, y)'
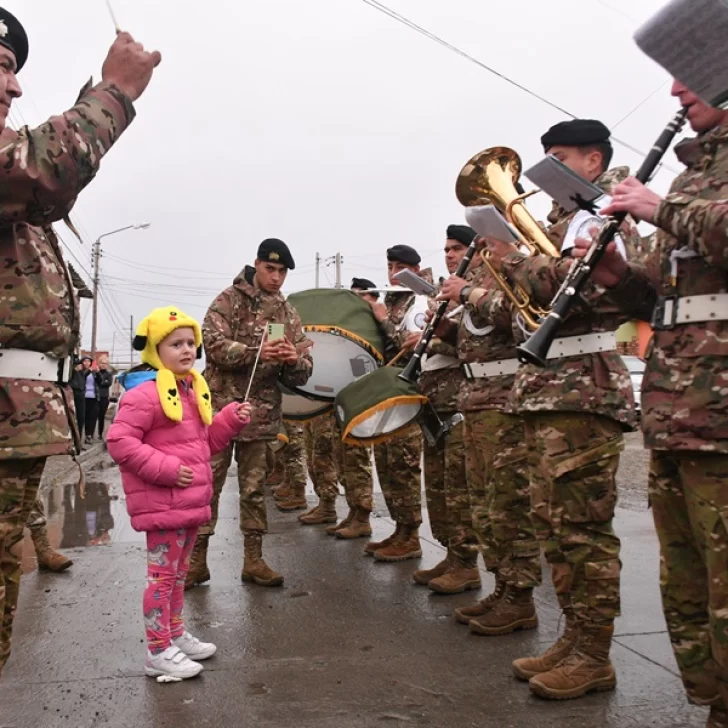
top-left (360, 0), bottom-right (681, 175)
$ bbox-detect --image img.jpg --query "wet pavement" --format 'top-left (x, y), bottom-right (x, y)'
top-left (0, 434), bottom-right (709, 728)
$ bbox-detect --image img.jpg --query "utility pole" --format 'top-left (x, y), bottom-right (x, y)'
top-left (129, 315), bottom-right (134, 369)
top-left (334, 252), bottom-right (342, 289)
top-left (91, 239), bottom-right (101, 357)
top-left (315, 252), bottom-right (320, 288)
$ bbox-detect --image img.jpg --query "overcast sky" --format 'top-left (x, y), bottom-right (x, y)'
top-left (15, 0), bottom-right (681, 358)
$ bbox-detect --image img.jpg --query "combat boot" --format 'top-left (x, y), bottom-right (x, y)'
top-left (298, 500), bottom-right (337, 525)
top-left (528, 624), bottom-right (616, 700)
top-left (184, 534), bottom-right (210, 590)
top-left (453, 573), bottom-right (507, 625)
top-left (512, 611), bottom-right (579, 680)
top-left (335, 508), bottom-right (373, 539)
top-left (428, 555), bottom-right (481, 594)
top-left (708, 706), bottom-right (728, 728)
top-left (241, 534), bottom-right (284, 587)
top-left (273, 482), bottom-right (292, 502)
top-left (363, 524), bottom-right (400, 556)
top-left (326, 508), bottom-right (355, 535)
top-left (373, 525), bottom-right (422, 562)
top-left (276, 485), bottom-right (307, 512)
top-left (413, 552), bottom-right (451, 586)
top-left (30, 526), bottom-right (73, 572)
top-left (469, 585), bottom-right (538, 635)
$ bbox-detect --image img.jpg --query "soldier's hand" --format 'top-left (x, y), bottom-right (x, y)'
top-left (369, 301), bottom-right (388, 323)
top-left (260, 339), bottom-right (282, 363)
top-left (401, 331), bottom-right (421, 352)
top-left (102, 32), bottom-right (162, 102)
top-left (571, 236), bottom-right (627, 288)
top-left (600, 177), bottom-right (662, 224)
top-left (176, 465), bottom-right (194, 487)
top-left (438, 275), bottom-right (467, 303)
top-left (276, 337), bottom-right (299, 366)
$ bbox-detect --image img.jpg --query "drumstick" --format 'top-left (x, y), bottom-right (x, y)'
top-left (105, 0), bottom-right (122, 33)
top-left (386, 348), bottom-right (410, 368)
top-left (244, 322), bottom-right (269, 401)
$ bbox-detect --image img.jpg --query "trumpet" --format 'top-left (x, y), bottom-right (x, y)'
top-left (455, 147), bottom-right (560, 330)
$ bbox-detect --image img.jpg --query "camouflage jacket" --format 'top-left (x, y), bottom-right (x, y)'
top-left (499, 167), bottom-right (637, 430)
top-left (454, 255), bottom-right (519, 413)
top-left (608, 123), bottom-right (728, 452)
top-left (203, 266), bottom-right (313, 442)
top-left (417, 283), bottom-right (462, 414)
top-left (378, 268), bottom-right (434, 364)
top-left (0, 83), bottom-right (136, 460)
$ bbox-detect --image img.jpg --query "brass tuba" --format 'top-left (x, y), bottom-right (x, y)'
top-left (455, 147), bottom-right (559, 330)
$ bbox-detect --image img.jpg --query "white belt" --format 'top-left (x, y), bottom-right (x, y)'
top-left (654, 293), bottom-right (728, 329)
top-left (421, 353), bottom-right (460, 372)
top-left (463, 358), bottom-right (520, 379)
top-left (546, 331), bottom-right (617, 360)
top-left (0, 348), bottom-right (71, 383)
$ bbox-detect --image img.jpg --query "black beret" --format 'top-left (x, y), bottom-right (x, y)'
top-left (386, 244), bottom-right (421, 266)
top-left (351, 277), bottom-right (379, 299)
top-left (446, 225), bottom-right (476, 246)
top-left (257, 237), bottom-right (295, 270)
top-left (541, 119), bottom-right (611, 151)
top-left (0, 8), bottom-right (28, 72)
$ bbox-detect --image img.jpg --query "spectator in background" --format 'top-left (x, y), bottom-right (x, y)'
top-left (83, 359), bottom-right (100, 446)
top-left (70, 356), bottom-right (94, 440)
top-left (95, 358), bottom-right (114, 440)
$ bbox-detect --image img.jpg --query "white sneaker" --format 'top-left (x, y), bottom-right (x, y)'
top-left (172, 631), bottom-right (217, 661)
top-left (144, 645), bottom-right (203, 679)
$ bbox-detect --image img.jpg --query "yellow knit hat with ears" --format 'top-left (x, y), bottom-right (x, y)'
top-left (133, 306), bottom-right (213, 426)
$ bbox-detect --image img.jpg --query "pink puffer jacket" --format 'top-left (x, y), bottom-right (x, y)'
top-left (107, 378), bottom-right (246, 532)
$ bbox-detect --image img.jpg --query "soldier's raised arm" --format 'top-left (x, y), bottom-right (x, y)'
top-left (0, 31), bottom-right (160, 226)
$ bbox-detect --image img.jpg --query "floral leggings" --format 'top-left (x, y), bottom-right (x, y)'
top-left (143, 527), bottom-right (197, 654)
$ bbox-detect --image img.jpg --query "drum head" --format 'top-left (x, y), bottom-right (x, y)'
top-left (281, 385), bottom-right (334, 422)
top-left (335, 366), bottom-right (427, 446)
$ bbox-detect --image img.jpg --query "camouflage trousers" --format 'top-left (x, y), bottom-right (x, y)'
top-left (282, 422), bottom-right (307, 489)
top-left (463, 410), bottom-right (541, 588)
top-left (423, 419), bottom-right (478, 562)
top-left (649, 450), bottom-right (728, 708)
top-left (524, 412), bottom-right (622, 629)
top-left (201, 440), bottom-right (270, 536)
top-left (339, 441), bottom-right (374, 512)
top-left (304, 413), bottom-right (340, 503)
top-left (373, 426), bottom-right (422, 528)
top-left (0, 457), bottom-right (46, 675)
top-left (27, 498), bottom-right (46, 528)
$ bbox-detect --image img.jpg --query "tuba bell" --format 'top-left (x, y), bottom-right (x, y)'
top-left (456, 146), bottom-right (559, 330)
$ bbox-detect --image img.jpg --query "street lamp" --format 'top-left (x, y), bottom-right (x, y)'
top-left (91, 223), bottom-right (151, 357)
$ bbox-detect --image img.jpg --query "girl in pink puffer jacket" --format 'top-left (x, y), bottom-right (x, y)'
top-left (107, 306), bottom-right (251, 681)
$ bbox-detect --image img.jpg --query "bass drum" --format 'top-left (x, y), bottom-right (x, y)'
top-left (281, 384), bottom-right (333, 422)
top-left (334, 366), bottom-right (427, 447)
top-left (285, 289), bottom-right (386, 402)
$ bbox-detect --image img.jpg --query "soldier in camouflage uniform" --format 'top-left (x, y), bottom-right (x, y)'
top-left (438, 235), bottom-right (542, 631)
top-left (274, 421), bottom-right (308, 511)
top-left (0, 13), bottom-right (159, 676)
top-left (300, 411), bottom-right (340, 525)
top-left (484, 119), bottom-right (639, 700)
top-left (574, 86), bottom-right (728, 728)
top-left (402, 227), bottom-right (480, 594)
top-left (364, 246), bottom-right (425, 562)
top-left (186, 239), bottom-right (313, 589)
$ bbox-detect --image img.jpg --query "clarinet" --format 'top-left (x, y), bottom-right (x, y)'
top-left (398, 236), bottom-right (478, 384)
top-left (516, 108), bottom-right (688, 367)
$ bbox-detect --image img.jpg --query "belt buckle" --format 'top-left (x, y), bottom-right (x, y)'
top-left (462, 363), bottom-right (474, 381)
top-left (652, 296), bottom-right (677, 331)
top-left (56, 357), bottom-right (71, 384)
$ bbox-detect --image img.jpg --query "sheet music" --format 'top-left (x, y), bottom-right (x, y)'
top-left (634, 0), bottom-right (728, 108)
top-left (464, 205), bottom-right (519, 242)
top-left (524, 156), bottom-right (604, 214)
top-left (393, 269), bottom-right (437, 296)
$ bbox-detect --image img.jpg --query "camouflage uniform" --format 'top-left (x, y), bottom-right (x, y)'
top-left (272, 421), bottom-right (307, 507)
top-left (449, 256), bottom-right (541, 625)
top-left (500, 167), bottom-right (639, 692)
top-left (606, 125), bottom-right (728, 712)
top-left (0, 83), bottom-right (135, 674)
top-left (412, 289), bottom-right (479, 591)
top-left (303, 412), bottom-right (340, 505)
top-left (200, 266), bottom-right (312, 563)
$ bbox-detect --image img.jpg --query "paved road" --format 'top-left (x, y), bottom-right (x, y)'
top-left (0, 435), bottom-right (708, 728)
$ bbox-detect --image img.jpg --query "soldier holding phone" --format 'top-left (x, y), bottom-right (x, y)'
top-left (186, 239), bottom-right (313, 589)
